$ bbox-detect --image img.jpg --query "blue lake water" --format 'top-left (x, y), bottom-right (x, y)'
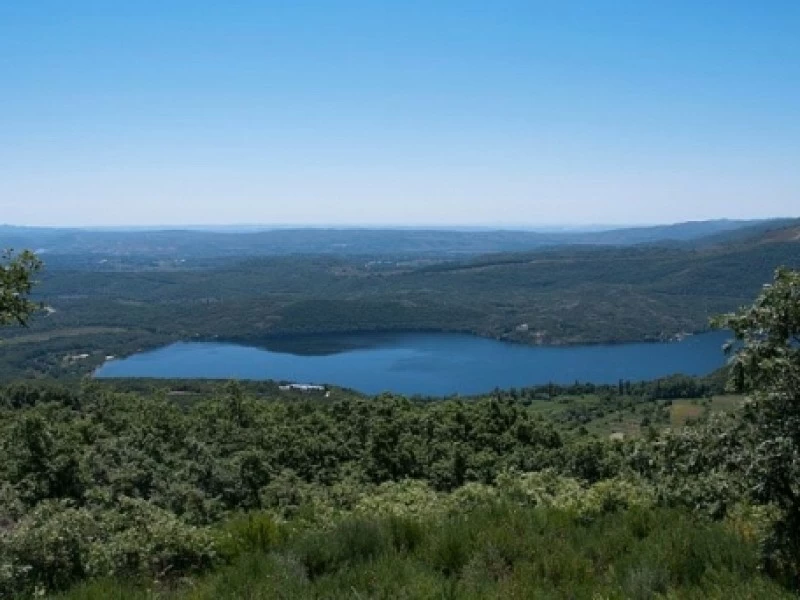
top-left (95, 331), bottom-right (732, 396)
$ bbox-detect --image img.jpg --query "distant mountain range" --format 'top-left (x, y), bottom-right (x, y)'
top-left (2, 218), bottom-right (797, 258)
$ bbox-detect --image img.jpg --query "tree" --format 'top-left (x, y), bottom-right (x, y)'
top-left (713, 267), bottom-right (800, 584)
top-left (1, 249), bottom-right (43, 327)
top-left (713, 267), bottom-right (800, 395)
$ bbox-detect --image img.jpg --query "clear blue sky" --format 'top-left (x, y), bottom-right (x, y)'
top-left (1, 1), bottom-right (798, 227)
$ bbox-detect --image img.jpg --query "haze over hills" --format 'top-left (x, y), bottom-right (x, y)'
top-left (1, 218), bottom-right (794, 259)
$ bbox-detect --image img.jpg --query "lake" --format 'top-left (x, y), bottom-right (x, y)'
top-left (94, 330), bottom-right (732, 396)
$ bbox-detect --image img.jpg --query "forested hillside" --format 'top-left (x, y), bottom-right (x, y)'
top-left (1, 222), bottom-right (797, 379)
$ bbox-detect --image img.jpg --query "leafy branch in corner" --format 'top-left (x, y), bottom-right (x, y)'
top-left (1, 249), bottom-right (43, 327)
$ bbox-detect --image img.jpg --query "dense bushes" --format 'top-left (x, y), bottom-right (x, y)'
top-left (1, 499), bottom-right (219, 597)
top-left (1, 377), bottom-right (797, 598)
top-left (0, 388), bottom-right (568, 520)
top-left (52, 503), bottom-right (791, 599)
top-left (0, 387), bottom-right (567, 596)
top-left (0, 379), bottom-right (790, 597)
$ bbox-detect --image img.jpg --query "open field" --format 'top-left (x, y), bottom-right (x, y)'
top-left (670, 395), bottom-right (743, 428)
top-left (524, 392), bottom-right (744, 440)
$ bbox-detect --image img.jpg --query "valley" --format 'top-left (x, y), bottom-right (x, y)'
top-left (3, 219), bottom-right (797, 381)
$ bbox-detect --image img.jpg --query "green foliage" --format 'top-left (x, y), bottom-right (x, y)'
top-left (642, 412), bottom-right (751, 517)
top-left (1, 372), bottom-right (795, 598)
top-left (1, 499), bottom-right (219, 597)
top-left (713, 267), bottom-right (800, 394)
top-left (713, 267), bottom-right (800, 584)
top-left (0, 387), bottom-right (568, 596)
top-left (293, 517), bottom-right (392, 578)
top-left (215, 513), bottom-right (282, 558)
top-left (0, 375), bottom-right (789, 598)
top-left (0, 249), bottom-right (42, 328)
top-left (69, 504), bottom-right (784, 600)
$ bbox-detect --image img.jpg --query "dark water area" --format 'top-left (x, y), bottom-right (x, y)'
top-left (95, 330), bottom-right (731, 396)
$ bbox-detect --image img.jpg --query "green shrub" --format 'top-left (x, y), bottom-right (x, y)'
top-left (354, 479), bottom-right (443, 519)
top-left (331, 518), bottom-right (389, 564)
top-left (215, 512), bottom-right (282, 559)
top-left (0, 499), bottom-right (219, 597)
top-left (385, 515), bottom-right (425, 553)
top-left (425, 518), bottom-right (476, 576)
top-left (45, 505), bottom-right (794, 599)
top-left (51, 579), bottom-right (155, 600)
top-left (88, 498), bottom-right (219, 581)
top-left (495, 470), bottom-right (655, 521)
top-left (623, 565), bottom-right (670, 600)
top-left (183, 553), bottom-right (309, 600)
top-left (291, 516), bottom-right (390, 578)
top-left (1, 501), bottom-right (98, 596)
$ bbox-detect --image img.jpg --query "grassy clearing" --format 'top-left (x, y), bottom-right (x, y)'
top-left (709, 394), bottom-right (743, 413)
top-left (670, 399), bottom-right (705, 427)
top-left (670, 395), bottom-right (743, 428)
top-left (527, 393), bottom-right (745, 440)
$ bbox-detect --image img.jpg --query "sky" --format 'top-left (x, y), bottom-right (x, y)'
top-left (1, 1), bottom-right (798, 227)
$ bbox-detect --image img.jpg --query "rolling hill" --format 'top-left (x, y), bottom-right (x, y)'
top-left (0, 218), bottom-right (788, 259)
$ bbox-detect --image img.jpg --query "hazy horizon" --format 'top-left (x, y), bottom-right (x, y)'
top-left (1, 216), bottom-right (793, 233)
top-left (2, 2), bottom-right (798, 227)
